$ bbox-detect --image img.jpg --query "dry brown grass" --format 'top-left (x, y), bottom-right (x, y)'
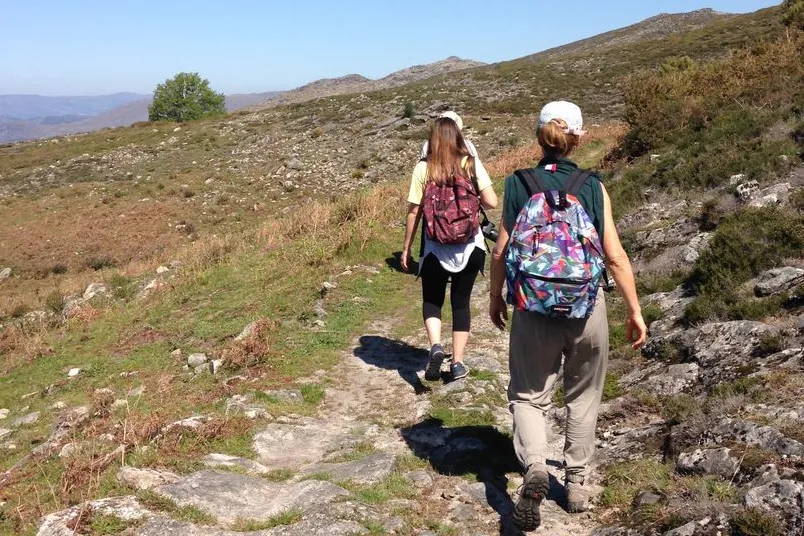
top-left (484, 123), bottom-right (628, 178)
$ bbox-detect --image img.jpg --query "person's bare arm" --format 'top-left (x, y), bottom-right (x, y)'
top-left (489, 215), bottom-right (510, 330)
top-left (401, 203), bottom-right (421, 272)
top-left (601, 184), bottom-right (647, 349)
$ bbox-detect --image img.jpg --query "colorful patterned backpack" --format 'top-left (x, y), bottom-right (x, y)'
top-left (422, 172), bottom-right (481, 245)
top-left (505, 168), bottom-right (605, 318)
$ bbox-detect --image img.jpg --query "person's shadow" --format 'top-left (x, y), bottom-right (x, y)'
top-left (385, 251), bottom-right (418, 274)
top-left (353, 335), bottom-right (431, 394)
top-left (400, 417), bottom-right (544, 535)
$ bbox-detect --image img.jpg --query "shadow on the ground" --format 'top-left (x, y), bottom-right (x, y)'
top-left (385, 251), bottom-right (418, 274)
top-left (400, 417), bottom-right (530, 535)
top-left (353, 335), bottom-right (431, 395)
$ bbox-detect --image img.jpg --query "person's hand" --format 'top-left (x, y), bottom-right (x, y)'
top-left (401, 248), bottom-right (411, 272)
top-left (490, 294), bottom-right (508, 331)
top-left (626, 313), bottom-right (648, 349)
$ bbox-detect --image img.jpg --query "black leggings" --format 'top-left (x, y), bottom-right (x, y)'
top-left (420, 248), bottom-right (486, 332)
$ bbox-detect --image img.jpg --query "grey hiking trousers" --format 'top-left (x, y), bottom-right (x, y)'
top-left (507, 294), bottom-right (608, 482)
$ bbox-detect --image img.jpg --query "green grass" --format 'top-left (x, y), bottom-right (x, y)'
top-left (230, 509), bottom-right (302, 531)
top-left (347, 474), bottom-right (417, 504)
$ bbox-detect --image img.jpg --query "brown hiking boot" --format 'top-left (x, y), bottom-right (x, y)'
top-left (566, 479), bottom-right (591, 513)
top-left (513, 464), bottom-right (550, 531)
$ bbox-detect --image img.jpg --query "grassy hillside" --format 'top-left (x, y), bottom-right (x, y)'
top-left (0, 5), bottom-right (802, 534)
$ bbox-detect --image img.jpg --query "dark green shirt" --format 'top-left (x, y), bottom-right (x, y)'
top-left (503, 156), bottom-right (605, 240)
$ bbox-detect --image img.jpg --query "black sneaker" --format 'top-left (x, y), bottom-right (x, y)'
top-left (424, 344), bottom-right (445, 381)
top-left (513, 464), bottom-right (550, 532)
top-left (450, 362), bottom-right (469, 380)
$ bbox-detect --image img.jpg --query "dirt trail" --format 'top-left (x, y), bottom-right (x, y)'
top-left (320, 275), bottom-right (605, 535)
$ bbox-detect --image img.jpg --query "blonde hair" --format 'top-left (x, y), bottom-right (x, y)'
top-left (538, 118), bottom-right (580, 157)
top-left (425, 117), bottom-right (476, 186)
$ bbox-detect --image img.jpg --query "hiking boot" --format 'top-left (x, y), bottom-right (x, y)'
top-left (450, 361), bottom-right (469, 381)
top-left (424, 344), bottom-right (445, 381)
top-left (513, 464), bottom-right (549, 532)
top-left (566, 478), bottom-right (591, 513)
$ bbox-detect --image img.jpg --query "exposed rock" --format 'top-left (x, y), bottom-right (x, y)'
top-left (210, 359), bottom-right (223, 374)
top-left (712, 418), bottom-right (804, 456)
top-left (67, 368), bottom-right (81, 377)
top-left (83, 282), bottom-right (109, 300)
top-left (676, 447), bottom-right (740, 479)
top-left (640, 363), bottom-right (699, 396)
top-left (457, 481), bottom-right (513, 515)
top-left (735, 179), bottom-right (759, 201)
top-left (0, 408), bottom-right (9, 419)
top-left (464, 354), bottom-right (501, 373)
top-left (187, 353), bottom-right (208, 367)
top-left (633, 490), bottom-right (663, 507)
top-left (664, 521), bottom-right (696, 536)
top-left (405, 470), bottom-right (434, 488)
top-left (681, 233), bottom-right (711, 264)
top-left (156, 265), bottom-right (169, 274)
top-left (253, 418), bottom-right (358, 468)
top-left (169, 348), bottom-right (182, 359)
top-left (298, 452), bottom-right (395, 484)
top-left (321, 281), bottom-right (337, 296)
top-left (12, 411), bottom-right (40, 427)
top-left (162, 415), bottom-right (212, 435)
top-left (287, 157), bottom-right (303, 170)
top-left (234, 320), bottom-right (261, 341)
top-left (754, 267), bottom-right (804, 297)
top-left (0, 267), bottom-right (10, 280)
top-left (225, 394), bottom-right (270, 419)
top-left (118, 466), bottom-right (181, 490)
top-left (203, 453), bottom-right (271, 475)
top-left (37, 496), bottom-right (150, 536)
top-left (262, 389), bottom-right (304, 403)
top-left (154, 470), bottom-right (349, 526)
top-left (744, 479), bottom-right (804, 523)
top-left (0, 429), bottom-right (11, 440)
top-left (57, 443), bottom-right (77, 458)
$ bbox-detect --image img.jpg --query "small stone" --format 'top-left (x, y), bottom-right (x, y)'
top-left (633, 490), bottom-right (662, 507)
top-left (83, 282), bottom-right (109, 300)
top-left (210, 359), bottom-right (223, 374)
top-left (0, 267), bottom-right (10, 280)
top-left (173, 126), bottom-right (181, 132)
top-left (194, 364), bottom-right (209, 374)
top-left (650, 154), bottom-right (661, 163)
top-left (58, 443), bottom-right (78, 458)
top-left (111, 399), bottom-right (129, 410)
top-left (52, 401), bottom-right (67, 410)
top-left (0, 409), bottom-right (9, 420)
top-left (170, 348), bottom-right (182, 359)
top-left (321, 281), bottom-right (337, 296)
top-left (405, 470), bottom-right (433, 488)
top-left (187, 353), bottom-right (208, 367)
top-left (68, 368), bottom-right (81, 377)
top-left (12, 411), bottom-right (40, 427)
top-left (156, 266), bottom-right (169, 274)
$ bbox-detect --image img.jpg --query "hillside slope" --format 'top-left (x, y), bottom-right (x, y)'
top-left (1, 5), bottom-right (802, 535)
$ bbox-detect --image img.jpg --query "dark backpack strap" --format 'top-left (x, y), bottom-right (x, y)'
top-left (514, 168), bottom-right (547, 198)
top-left (563, 168), bottom-right (594, 196)
top-left (516, 168), bottom-right (571, 210)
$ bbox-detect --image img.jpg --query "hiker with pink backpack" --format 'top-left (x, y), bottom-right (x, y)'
top-left (401, 114), bottom-right (498, 382)
top-left (488, 101), bottom-right (647, 531)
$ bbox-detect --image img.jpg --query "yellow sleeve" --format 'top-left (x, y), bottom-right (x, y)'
top-left (407, 161), bottom-right (428, 204)
top-left (474, 157), bottom-right (493, 191)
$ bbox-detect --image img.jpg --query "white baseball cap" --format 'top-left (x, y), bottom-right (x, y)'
top-left (538, 101), bottom-right (586, 136)
top-left (439, 110), bottom-right (463, 131)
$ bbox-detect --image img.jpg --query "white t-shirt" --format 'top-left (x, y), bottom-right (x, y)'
top-left (407, 156), bottom-right (493, 273)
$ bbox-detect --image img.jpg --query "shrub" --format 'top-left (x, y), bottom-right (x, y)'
top-left (85, 256), bottom-right (117, 271)
top-left (684, 207), bottom-right (804, 323)
top-left (730, 507), bottom-right (785, 536)
top-left (45, 290), bottom-right (66, 315)
top-left (402, 102), bottom-right (415, 119)
top-left (50, 263), bottom-right (68, 275)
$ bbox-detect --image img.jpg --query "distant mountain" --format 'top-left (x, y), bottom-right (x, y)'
top-left (519, 8), bottom-right (730, 62)
top-left (253, 57), bottom-right (485, 109)
top-left (0, 92), bottom-right (147, 120)
top-left (0, 91), bottom-right (283, 144)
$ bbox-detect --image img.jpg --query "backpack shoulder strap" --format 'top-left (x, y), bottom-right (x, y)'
top-left (563, 168), bottom-right (594, 196)
top-left (514, 168), bottom-right (547, 198)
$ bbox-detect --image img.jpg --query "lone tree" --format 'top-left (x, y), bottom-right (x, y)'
top-left (148, 72), bottom-right (226, 122)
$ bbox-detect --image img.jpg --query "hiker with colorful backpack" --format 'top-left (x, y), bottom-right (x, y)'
top-left (487, 101), bottom-right (647, 531)
top-left (401, 116), bottom-right (498, 382)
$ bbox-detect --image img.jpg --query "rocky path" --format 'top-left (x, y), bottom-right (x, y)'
top-left (38, 277), bottom-right (604, 536)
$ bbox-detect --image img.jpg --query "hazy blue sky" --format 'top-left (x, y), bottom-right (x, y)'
top-left (1, 0), bottom-right (780, 96)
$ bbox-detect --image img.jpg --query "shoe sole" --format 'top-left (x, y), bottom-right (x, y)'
top-left (513, 474), bottom-right (549, 532)
top-left (424, 349), bottom-right (445, 381)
